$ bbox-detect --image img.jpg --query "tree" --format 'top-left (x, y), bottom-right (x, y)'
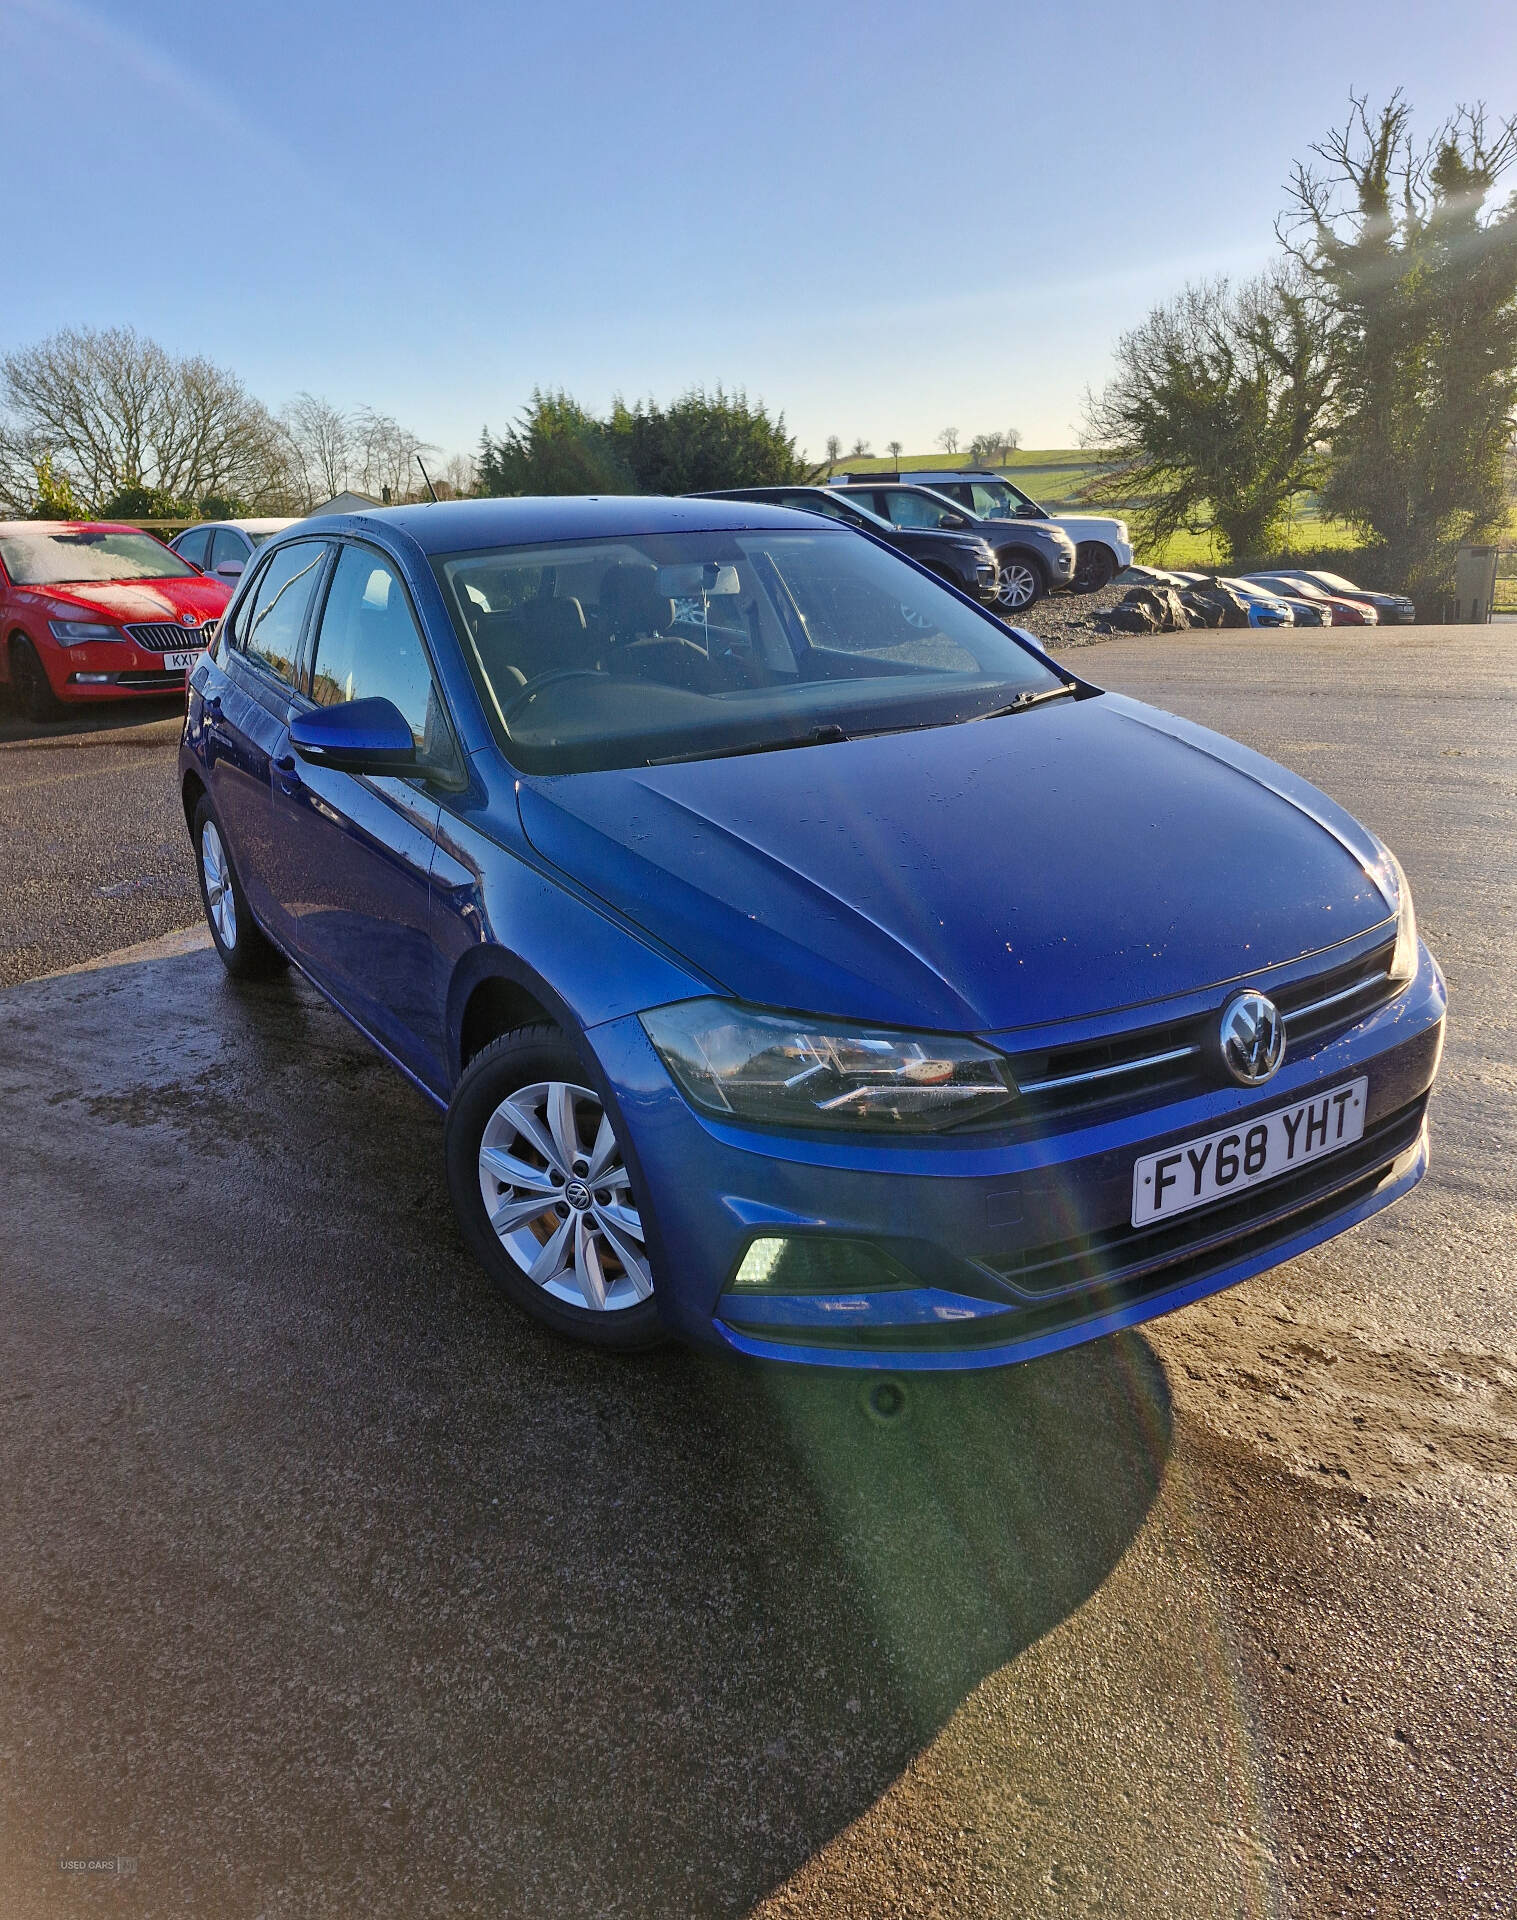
top-left (0, 326), bottom-right (287, 514)
top-left (279, 392), bottom-right (355, 509)
top-left (887, 439), bottom-right (903, 462)
top-left (849, 436), bottom-right (872, 458)
top-left (1283, 93), bottom-right (1517, 595)
top-left (613, 387), bottom-right (804, 494)
top-left (480, 386), bottom-right (804, 497)
top-left (478, 389), bottom-right (632, 496)
top-left (937, 426), bottom-right (960, 454)
top-left (825, 435), bottom-right (842, 468)
top-left (1083, 268), bottom-right (1334, 562)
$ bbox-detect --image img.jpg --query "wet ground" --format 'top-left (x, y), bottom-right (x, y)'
top-left (0, 630), bottom-right (1513, 1916)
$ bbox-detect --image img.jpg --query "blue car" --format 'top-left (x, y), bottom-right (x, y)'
top-left (179, 497), bottom-right (1445, 1370)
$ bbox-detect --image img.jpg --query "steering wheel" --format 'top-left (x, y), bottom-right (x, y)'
top-left (500, 669), bottom-right (609, 723)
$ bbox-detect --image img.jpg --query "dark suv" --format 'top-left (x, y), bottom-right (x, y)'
top-left (695, 487), bottom-right (1000, 604)
top-left (830, 483), bottom-right (1076, 612)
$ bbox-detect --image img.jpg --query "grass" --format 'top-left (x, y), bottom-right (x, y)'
top-left (825, 449), bottom-right (1517, 575)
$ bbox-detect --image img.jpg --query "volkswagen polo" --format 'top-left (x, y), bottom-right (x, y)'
top-left (179, 497), bottom-right (1445, 1368)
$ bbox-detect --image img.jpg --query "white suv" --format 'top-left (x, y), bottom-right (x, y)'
top-left (838, 469), bottom-right (1132, 593)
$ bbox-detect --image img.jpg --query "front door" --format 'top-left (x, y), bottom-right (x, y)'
top-left (266, 541), bottom-right (455, 1088)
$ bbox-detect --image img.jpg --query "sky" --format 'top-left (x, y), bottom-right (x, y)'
top-left (3, 0), bottom-right (1515, 467)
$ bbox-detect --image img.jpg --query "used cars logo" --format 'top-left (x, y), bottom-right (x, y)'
top-left (1220, 990), bottom-right (1285, 1085)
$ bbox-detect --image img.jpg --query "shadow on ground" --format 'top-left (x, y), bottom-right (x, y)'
top-left (0, 952), bottom-right (1172, 1917)
top-left (0, 684), bottom-right (184, 744)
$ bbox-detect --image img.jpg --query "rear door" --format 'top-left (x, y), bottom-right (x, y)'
top-left (265, 541), bottom-right (457, 1086)
top-left (206, 538), bottom-right (332, 926)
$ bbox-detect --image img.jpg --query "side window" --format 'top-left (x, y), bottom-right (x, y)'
top-left (308, 546), bottom-right (445, 753)
top-left (209, 527), bottom-right (250, 575)
top-left (176, 527), bottom-right (211, 568)
top-left (882, 492), bottom-right (958, 530)
top-left (800, 493), bottom-right (867, 525)
top-left (239, 541), bottom-right (329, 689)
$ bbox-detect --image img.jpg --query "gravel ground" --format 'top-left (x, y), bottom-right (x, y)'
top-left (1014, 577), bottom-right (1134, 651)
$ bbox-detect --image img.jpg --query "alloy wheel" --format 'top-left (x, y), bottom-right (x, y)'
top-left (200, 820), bottom-right (238, 948)
top-left (995, 563), bottom-right (1038, 610)
top-left (477, 1080), bottom-right (652, 1312)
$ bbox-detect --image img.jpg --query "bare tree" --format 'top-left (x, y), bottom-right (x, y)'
top-left (937, 426), bottom-right (960, 454)
top-left (355, 407), bottom-right (436, 503)
top-left (848, 436), bottom-right (872, 458)
top-left (886, 439), bottom-right (903, 463)
top-left (0, 326), bottom-right (284, 511)
top-left (278, 392), bottom-right (355, 509)
top-left (438, 450), bottom-right (477, 499)
top-left (825, 434), bottom-right (841, 467)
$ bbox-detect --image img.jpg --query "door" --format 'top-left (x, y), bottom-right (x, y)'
top-left (266, 541), bottom-right (456, 1085)
top-left (207, 538), bottom-right (332, 926)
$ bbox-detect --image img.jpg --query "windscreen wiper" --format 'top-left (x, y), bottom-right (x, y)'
top-left (647, 723), bottom-right (848, 766)
top-left (969, 684), bottom-right (1077, 722)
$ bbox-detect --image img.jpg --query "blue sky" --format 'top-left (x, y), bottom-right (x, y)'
top-left (4, 0), bottom-right (1514, 464)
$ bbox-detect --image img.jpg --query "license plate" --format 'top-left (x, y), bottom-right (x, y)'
top-left (160, 649), bottom-right (202, 673)
top-left (1132, 1077), bottom-right (1368, 1227)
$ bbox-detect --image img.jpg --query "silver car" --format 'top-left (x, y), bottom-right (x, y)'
top-left (168, 517), bottom-right (295, 585)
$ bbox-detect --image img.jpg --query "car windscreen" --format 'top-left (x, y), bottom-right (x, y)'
top-left (434, 528), bottom-right (1068, 774)
top-left (1308, 571), bottom-right (1362, 594)
top-left (0, 528), bottom-right (198, 584)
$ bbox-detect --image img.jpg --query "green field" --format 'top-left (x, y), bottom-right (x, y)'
top-left (826, 448), bottom-right (1517, 576)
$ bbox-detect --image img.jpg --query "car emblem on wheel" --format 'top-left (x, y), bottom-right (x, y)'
top-left (1219, 990), bottom-right (1285, 1086)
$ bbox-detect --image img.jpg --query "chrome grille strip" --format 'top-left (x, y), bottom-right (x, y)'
top-left (1016, 1043), bottom-right (1200, 1095)
top-left (1283, 973), bottom-right (1389, 1025)
top-left (123, 620), bottom-right (215, 652)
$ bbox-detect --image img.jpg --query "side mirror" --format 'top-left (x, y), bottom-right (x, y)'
top-left (215, 560), bottom-right (245, 579)
top-left (289, 697), bottom-right (416, 774)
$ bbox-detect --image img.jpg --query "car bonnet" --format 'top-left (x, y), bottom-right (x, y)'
top-left (514, 692), bottom-right (1395, 1034)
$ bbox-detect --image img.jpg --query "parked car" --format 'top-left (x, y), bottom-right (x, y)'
top-left (181, 495), bottom-right (1445, 1370)
top-left (1164, 573), bottom-right (1300, 628)
top-left (835, 466), bottom-right (1133, 593)
top-left (831, 482), bottom-right (1077, 613)
top-left (0, 521), bottom-right (231, 720)
top-left (696, 486), bottom-right (999, 603)
top-left (170, 517), bottom-right (295, 583)
top-left (1242, 573), bottom-right (1380, 627)
top-left (1270, 569), bottom-right (1414, 624)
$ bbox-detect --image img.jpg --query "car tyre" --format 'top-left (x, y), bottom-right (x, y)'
top-left (1073, 543), bottom-right (1118, 593)
top-left (993, 554), bottom-right (1047, 612)
top-left (446, 1025), bottom-right (666, 1351)
top-left (192, 794), bottom-right (286, 979)
top-left (9, 636), bottom-right (63, 721)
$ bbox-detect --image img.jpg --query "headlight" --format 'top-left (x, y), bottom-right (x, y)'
top-left (641, 999), bottom-right (1018, 1133)
top-left (48, 619), bottom-right (124, 646)
top-left (1387, 852), bottom-right (1419, 986)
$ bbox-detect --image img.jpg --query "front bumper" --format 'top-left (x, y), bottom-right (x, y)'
top-left (40, 638), bottom-right (197, 702)
top-left (591, 948), bottom-right (1446, 1370)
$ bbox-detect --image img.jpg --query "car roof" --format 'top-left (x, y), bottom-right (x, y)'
top-left (0, 519), bottom-right (154, 536)
top-left (198, 517), bottom-right (295, 534)
top-left (303, 494), bottom-right (826, 555)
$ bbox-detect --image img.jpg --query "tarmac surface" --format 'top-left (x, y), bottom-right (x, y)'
top-left (0, 628), bottom-right (1512, 1916)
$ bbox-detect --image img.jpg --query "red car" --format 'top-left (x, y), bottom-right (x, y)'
top-left (1242, 573), bottom-right (1380, 626)
top-left (0, 521), bottom-right (232, 720)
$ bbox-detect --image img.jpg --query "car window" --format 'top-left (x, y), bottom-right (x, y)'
top-left (175, 527), bottom-right (212, 568)
top-left (308, 545), bottom-right (446, 753)
top-left (436, 528), bottom-right (1064, 775)
top-left (880, 491), bottom-right (962, 530)
top-left (238, 540), bottom-right (329, 689)
top-left (209, 528), bottom-right (249, 573)
top-left (793, 492), bottom-right (870, 526)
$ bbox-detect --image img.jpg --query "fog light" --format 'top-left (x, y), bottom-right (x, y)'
top-left (727, 1235), bottom-right (917, 1294)
top-left (72, 672), bottom-right (114, 683)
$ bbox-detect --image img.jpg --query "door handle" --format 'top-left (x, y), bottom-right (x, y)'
top-left (274, 751), bottom-right (296, 772)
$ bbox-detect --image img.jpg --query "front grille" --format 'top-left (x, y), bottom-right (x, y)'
top-left (756, 1096), bottom-right (1427, 1355)
top-left (122, 620), bottom-right (216, 652)
top-left (996, 936), bottom-right (1398, 1130)
top-left (981, 1094), bottom-right (1426, 1300)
